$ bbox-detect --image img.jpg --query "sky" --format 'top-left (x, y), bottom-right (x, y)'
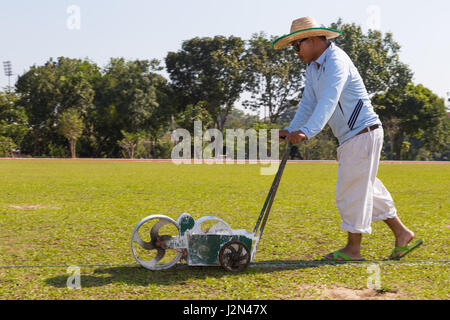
top-left (1, 0), bottom-right (450, 112)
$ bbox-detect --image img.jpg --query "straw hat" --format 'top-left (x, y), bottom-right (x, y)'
top-left (272, 17), bottom-right (341, 50)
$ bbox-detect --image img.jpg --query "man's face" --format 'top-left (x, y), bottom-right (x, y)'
top-left (292, 38), bottom-right (315, 63)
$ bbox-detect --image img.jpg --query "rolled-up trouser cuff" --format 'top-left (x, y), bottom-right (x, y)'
top-left (372, 208), bottom-right (397, 223)
top-left (340, 221), bottom-right (372, 234)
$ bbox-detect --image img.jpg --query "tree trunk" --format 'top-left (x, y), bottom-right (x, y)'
top-left (383, 117), bottom-right (401, 160)
top-left (32, 128), bottom-right (41, 157)
top-left (70, 139), bottom-right (76, 158)
top-left (149, 138), bottom-right (155, 159)
top-left (393, 133), bottom-right (403, 160)
top-left (218, 104), bottom-right (233, 131)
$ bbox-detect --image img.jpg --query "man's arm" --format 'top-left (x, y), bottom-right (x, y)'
top-left (285, 66), bottom-right (316, 133)
top-left (298, 55), bottom-right (349, 139)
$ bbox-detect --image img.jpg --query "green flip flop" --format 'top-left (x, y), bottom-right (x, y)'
top-left (389, 239), bottom-right (423, 260)
top-left (323, 251), bottom-right (366, 261)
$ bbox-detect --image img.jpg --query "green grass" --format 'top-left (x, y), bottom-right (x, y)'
top-left (0, 160), bottom-right (449, 299)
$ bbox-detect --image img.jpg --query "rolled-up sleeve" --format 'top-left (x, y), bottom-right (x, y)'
top-left (286, 66), bottom-right (316, 132)
top-left (299, 56), bottom-right (349, 139)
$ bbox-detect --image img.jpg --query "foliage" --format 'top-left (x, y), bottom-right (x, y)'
top-left (373, 83), bottom-right (448, 159)
top-left (0, 91), bottom-right (29, 151)
top-left (330, 19), bottom-right (413, 95)
top-left (294, 128), bottom-right (338, 160)
top-left (0, 136), bottom-right (16, 157)
top-left (242, 32), bottom-right (305, 123)
top-left (57, 108), bottom-right (85, 158)
top-left (137, 135), bottom-right (174, 159)
top-left (175, 102), bottom-right (214, 135)
top-left (47, 143), bottom-right (68, 158)
top-left (15, 57), bottom-right (99, 156)
top-left (90, 58), bottom-right (171, 158)
top-left (118, 130), bottom-right (146, 159)
top-left (0, 19), bottom-right (447, 160)
top-left (223, 107), bottom-right (260, 129)
top-left (166, 36), bottom-right (247, 130)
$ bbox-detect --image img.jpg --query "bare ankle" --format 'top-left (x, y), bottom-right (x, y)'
top-left (384, 217), bottom-right (413, 238)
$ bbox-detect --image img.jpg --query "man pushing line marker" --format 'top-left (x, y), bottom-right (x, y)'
top-left (273, 17), bottom-right (423, 261)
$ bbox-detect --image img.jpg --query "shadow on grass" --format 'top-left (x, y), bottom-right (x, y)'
top-left (45, 260), bottom-right (360, 288)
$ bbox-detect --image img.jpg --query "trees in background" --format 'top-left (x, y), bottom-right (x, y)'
top-left (373, 83), bottom-right (448, 160)
top-left (166, 36), bottom-right (247, 131)
top-left (326, 20), bottom-right (448, 160)
top-left (242, 32), bottom-right (305, 123)
top-left (90, 58), bottom-right (171, 158)
top-left (330, 19), bottom-right (413, 96)
top-left (13, 57), bottom-right (172, 158)
top-left (15, 57), bottom-right (99, 157)
top-left (118, 130), bottom-right (145, 159)
top-left (57, 108), bottom-right (84, 158)
top-left (1, 19), bottom-right (448, 160)
top-left (0, 91), bottom-right (28, 156)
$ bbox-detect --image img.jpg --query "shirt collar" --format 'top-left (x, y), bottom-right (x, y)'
top-left (315, 42), bottom-right (333, 67)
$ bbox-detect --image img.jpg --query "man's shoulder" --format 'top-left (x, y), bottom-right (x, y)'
top-left (329, 43), bottom-right (350, 60)
top-left (325, 43), bottom-right (353, 68)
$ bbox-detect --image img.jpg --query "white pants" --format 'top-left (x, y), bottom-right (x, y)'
top-left (336, 127), bottom-right (397, 234)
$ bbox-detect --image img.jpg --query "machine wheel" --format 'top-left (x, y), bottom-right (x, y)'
top-left (219, 241), bottom-right (250, 272)
top-left (131, 215), bottom-right (183, 270)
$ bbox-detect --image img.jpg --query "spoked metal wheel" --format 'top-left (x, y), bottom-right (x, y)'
top-left (131, 215), bottom-right (183, 270)
top-left (219, 241), bottom-right (251, 272)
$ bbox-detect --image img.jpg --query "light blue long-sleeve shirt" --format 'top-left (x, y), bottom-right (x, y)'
top-left (286, 42), bottom-right (382, 145)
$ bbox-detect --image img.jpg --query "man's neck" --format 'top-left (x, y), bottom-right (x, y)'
top-left (313, 41), bottom-right (331, 64)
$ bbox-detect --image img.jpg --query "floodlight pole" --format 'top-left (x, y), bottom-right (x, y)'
top-left (3, 61), bottom-right (13, 91)
top-left (446, 91), bottom-right (450, 111)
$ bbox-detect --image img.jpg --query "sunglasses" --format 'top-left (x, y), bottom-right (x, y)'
top-left (292, 38), bottom-right (309, 52)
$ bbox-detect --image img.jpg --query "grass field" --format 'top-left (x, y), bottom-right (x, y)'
top-left (0, 160), bottom-right (448, 300)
